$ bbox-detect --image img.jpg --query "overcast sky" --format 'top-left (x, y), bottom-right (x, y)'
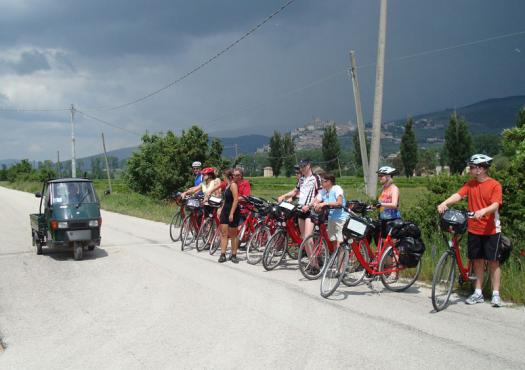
top-left (1, 0), bottom-right (524, 161)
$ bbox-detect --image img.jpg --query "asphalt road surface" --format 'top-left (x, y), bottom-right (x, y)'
top-left (0, 185), bottom-right (524, 370)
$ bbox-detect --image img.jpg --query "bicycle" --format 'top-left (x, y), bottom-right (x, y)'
top-left (237, 196), bottom-right (268, 249)
top-left (261, 201), bottom-right (303, 271)
top-left (320, 202), bottom-right (422, 298)
top-left (246, 202), bottom-right (279, 265)
top-left (195, 195), bottom-right (222, 252)
top-left (169, 192), bottom-right (186, 242)
top-left (179, 195), bottom-right (204, 251)
top-left (297, 207), bottom-right (338, 280)
top-left (431, 209), bottom-right (489, 312)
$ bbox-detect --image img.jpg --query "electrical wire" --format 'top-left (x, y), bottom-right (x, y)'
top-left (75, 109), bottom-right (143, 136)
top-left (0, 107), bottom-right (69, 112)
top-left (87, 0), bottom-right (297, 112)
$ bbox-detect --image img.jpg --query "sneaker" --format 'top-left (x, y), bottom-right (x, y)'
top-left (218, 254), bottom-right (227, 263)
top-left (229, 255), bottom-right (239, 264)
top-left (465, 292), bottom-right (484, 305)
top-left (491, 294), bottom-right (502, 307)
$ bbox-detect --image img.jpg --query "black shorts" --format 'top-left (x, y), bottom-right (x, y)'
top-left (467, 233), bottom-right (501, 261)
top-left (220, 207), bottom-right (240, 227)
top-left (297, 210), bottom-right (311, 220)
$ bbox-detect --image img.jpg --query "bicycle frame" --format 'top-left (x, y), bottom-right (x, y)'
top-left (349, 231), bottom-right (400, 276)
top-left (443, 232), bottom-right (473, 283)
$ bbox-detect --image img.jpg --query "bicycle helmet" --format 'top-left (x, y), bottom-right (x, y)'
top-left (201, 167), bottom-right (215, 175)
top-left (376, 166), bottom-right (397, 176)
top-left (467, 154), bottom-right (492, 167)
top-left (191, 161), bottom-right (202, 168)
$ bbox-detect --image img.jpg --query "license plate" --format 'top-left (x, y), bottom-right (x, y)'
top-left (66, 230), bottom-right (92, 241)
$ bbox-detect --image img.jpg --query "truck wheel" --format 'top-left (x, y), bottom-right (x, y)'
top-left (87, 245), bottom-right (95, 251)
top-left (73, 244), bottom-right (83, 260)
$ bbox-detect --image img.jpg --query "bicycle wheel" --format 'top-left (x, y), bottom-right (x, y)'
top-left (238, 222), bottom-right (249, 248)
top-left (262, 230), bottom-right (287, 271)
top-left (169, 211), bottom-right (183, 242)
top-left (209, 227), bottom-right (222, 255)
top-left (298, 234), bottom-right (329, 280)
top-left (196, 218), bottom-right (214, 252)
top-left (431, 252), bottom-right (456, 312)
top-left (320, 247), bottom-right (348, 298)
top-left (379, 245), bottom-right (421, 292)
top-left (342, 240), bottom-right (369, 287)
top-left (246, 225), bottom-right (270, 265)
top-left (181, 215), bottom-right (196, 251)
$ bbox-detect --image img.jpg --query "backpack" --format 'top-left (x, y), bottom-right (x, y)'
top-left (396, 237), bottom-right (426, 268)
top-left (497, 234), bottom-right (512, 264)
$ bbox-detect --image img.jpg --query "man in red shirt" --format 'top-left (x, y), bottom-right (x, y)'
top-left (233, 168), bottom-right (251, 199)
top-left (437, 154), bottom-right (503, 307)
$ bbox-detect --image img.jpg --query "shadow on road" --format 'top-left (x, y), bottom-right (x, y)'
top-left (44, 247), bottom-right (109, 261)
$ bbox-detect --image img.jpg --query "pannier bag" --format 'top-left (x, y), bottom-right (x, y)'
top-left (497, 234), bottom-right (513, 264)
top-left (440, 209), bottom-right (468, 234)
top-left (396, 237), bottom-right (426, 268)
top-left (343, 213), bottom-right (371, 239)
top-left (278, 201), bottom-right (296, 219)
top-left (186, 198), bottom-right (201, 210)
top-left (390, 221), bottom-right (421, 239)
top-left (207, 195), bottom-right (222, 207)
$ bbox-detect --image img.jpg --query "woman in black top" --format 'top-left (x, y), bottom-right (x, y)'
top-left (218, 169), bottom-right (240, 263)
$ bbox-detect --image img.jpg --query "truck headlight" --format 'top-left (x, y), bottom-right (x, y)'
top-left (89, 220), bottom-right (99, 227)
top-left (57, 222), bottom-right (68, 229)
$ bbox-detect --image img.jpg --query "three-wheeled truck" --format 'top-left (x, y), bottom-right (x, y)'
top-left (30, 178), bottom-right (102, 260)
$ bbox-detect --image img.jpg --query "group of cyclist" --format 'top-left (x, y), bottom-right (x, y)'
top-left (182, 153), bottom-right (503, 307)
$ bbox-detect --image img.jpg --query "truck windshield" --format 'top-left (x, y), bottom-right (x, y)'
top-left (50, 182), bottom-right (97, 205)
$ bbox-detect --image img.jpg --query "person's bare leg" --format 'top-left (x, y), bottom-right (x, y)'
top-left (219, 224), bottom-right (229, 255)
top-left (473, 259), bottom-right (485, 290)
top-left (229, 227), bottom-right (239, 255)
top-left (489, 260), bottom-right (501, 291)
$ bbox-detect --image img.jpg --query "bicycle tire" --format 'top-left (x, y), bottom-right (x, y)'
top-left (196, 218), bottom-right (214, 252)
top-left (262, 230), bottom-right (287, 271)
top-left (246, 225), bottom-right (270, 265)
top-left (209, 227), bottom-right (222, 255)
top-left (320, 247), bottom-right (348, 298)
top-left (169, 211), bottom-right (183, 242)
top-left (298, 234), bottom-right (329, 280)
top-left (431, 252), bottom-right (456, 312)
top-left (181, 215), bottom-right (196, 251)
top-left (341, 240), bottom-right (368, 287)
top-left (238, 222), bottom-right (249, 248)
top-left (379, 245), bottom-right (421, 292)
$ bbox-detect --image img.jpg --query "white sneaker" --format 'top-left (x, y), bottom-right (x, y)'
top-left (465, 292), bottom-right (484, 305)
top-left (491, 294), bottom-right (502, 307)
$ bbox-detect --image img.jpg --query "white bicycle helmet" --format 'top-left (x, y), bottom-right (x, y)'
top-left (191, 161), bottom-right (202, 168)
top-left (376, 166), bottom-right (398, 176)
top-left (467, 154), bottom-right (492, 167)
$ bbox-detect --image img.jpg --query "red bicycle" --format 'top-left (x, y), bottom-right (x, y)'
top-left (261, 201), bottom-right (303, 271)
top-left (297, 207), bottom-right (338, 280)
top-left (431, 209), bottom-right (488, 311)
top-left (195, 195), bottom-right (223, 252)
top-left (179, 195), bottom-right (204, 251)
top-left (245, 202), bottom-right (278, 265)
top-left (169, 192), bottom-right (186, 242)
top-left (320, 202), bottom-right (422, 298)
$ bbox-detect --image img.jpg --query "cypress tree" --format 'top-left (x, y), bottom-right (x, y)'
top-left (400, 118), bottom-right (418, 177)
top-left (322, 124), bottom-right (341, 172)
top-left (269, 131), bottom-right (283, 177)
top-left (444, 113), bottom-right (473, 174)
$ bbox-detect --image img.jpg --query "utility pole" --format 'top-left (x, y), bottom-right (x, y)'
top-left (349, 50), bottom-right (369, 194)
top-left (101, 132), bottom-right (113, 194)
top-left (57, 150), bottom-right (61, 177)
top-left (70, 104), bottom-right (77, 178)
top-left (337, 156), bottom-right (342, 178)
top-left (367, 0), bottom-right (388, 198)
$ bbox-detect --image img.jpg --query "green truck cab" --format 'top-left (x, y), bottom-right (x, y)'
top-left (30, 178), bottom-right (102, 260)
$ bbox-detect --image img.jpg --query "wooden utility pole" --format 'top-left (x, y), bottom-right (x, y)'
top-left (337, 156), bottom-right (342, 178)
top-left (101, 132), bottom-right (113, 194)
top-left (349, 50), bottom-right (369, 194)
top-left (70, 104), bottom-right (77, 178)
top-left (367, 0), bottom-right (388, 198)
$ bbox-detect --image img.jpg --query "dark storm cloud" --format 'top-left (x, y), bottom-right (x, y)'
top-left (0, 0), bottom-right (524, 161)
top-left (10, 49), bottom-right (51, 75)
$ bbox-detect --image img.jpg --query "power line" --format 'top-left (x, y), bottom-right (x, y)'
top-left (75, 109), bottom-right (143, 136)
top-left (0, 107), bottom-right (69, 112)
top-left (88, 0), bottom-right (297, 112)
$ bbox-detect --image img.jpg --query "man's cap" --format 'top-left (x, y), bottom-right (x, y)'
top-left (298, 159), bottom-right (311, 167)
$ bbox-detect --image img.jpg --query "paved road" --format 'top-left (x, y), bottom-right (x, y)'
top-left (0, 185), bottom-right (524, 370)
